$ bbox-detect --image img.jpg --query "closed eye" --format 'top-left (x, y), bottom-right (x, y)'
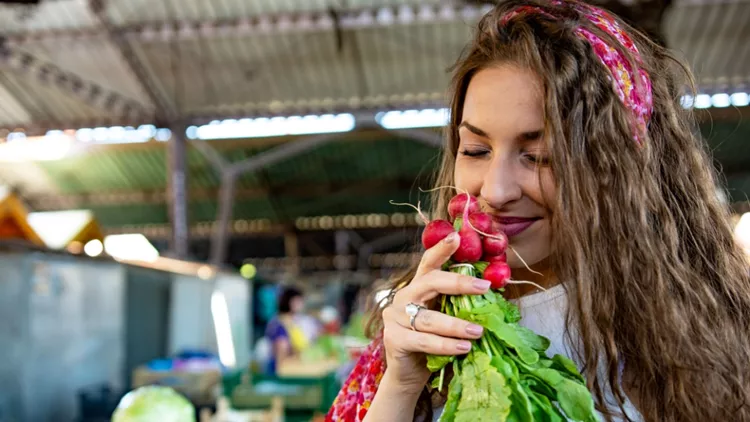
top-left (459, 148), bottom-right (490, 158)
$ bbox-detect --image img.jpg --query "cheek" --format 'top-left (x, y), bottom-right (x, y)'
top-left (454, 158), bottom-right (486, 194)
top-left (539, 169), bottom-right (556, 210)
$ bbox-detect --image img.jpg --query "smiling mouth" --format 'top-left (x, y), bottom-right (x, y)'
top-left (492, 217), bottom-right (541, 237)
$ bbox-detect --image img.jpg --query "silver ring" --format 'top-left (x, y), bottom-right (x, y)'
top-left (405, 302), bottom-right (426, 331)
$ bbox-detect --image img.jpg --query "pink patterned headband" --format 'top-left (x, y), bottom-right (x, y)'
top-left (501, 2), bottom-right (653, 145)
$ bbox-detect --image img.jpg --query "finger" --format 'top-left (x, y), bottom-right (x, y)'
top-left (406, 308), bottom-right (484, 340)
top-left (406, 271), bottom-right (490, 303)
top-left (401, 329), bottom-right (473, 356)
top-left (416, 231), bottom-right (460, 278)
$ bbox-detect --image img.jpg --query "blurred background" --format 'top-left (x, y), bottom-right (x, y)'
top-left (0, 0), bottom-right (748, 421)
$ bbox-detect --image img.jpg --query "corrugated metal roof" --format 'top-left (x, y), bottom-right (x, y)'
top-left (0, 0), bottom-right (96, 34)
top-left (0, 69), bottom-right (117, 122)
top-left (105, 0), bottom-right (438, 25)
top-left (18, 37), bottom-right (154, 108)
top-left (665, 0), bottom-right (750, 90)
top-left (0, 0), bottom-right (745, 127)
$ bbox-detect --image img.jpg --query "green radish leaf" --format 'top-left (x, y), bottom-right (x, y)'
top-left (439, 370), bottom-right (463, 422)
top-left (527, 390), bottom-right (567, 422)
top-left (493, 296), bottom-right (521, 323)
top-left (513, 325), bottom-right (551, 352)
top-left (454, 217), bottom-right (463, 231)
top-left (508, 380), bottom-right (535, 422)
top-left (454, 352), bottom-right (512, 422)
top-left (503, 355), bottom-right (520, 380)
top-left (521, 376), bottom-right (557, 400)
top-left (532, 368), bottom-right (599, 422)
top-left (428, 354), bottom-right (456, 373)
top-left (484, 315), bottom-right (539, 365)
top-left (551, 354), bottom-right (586, 384)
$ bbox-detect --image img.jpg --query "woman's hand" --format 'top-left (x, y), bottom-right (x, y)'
top-left (381, 231), bottom-right (491, 394)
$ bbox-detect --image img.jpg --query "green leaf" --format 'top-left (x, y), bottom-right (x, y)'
top-left (428, 354), bottom-right (455, 373)
top-left (513, 325), bottom-right (551, 352)
top-left (454, 352), bottom-right (512, 422)
top-left (551, 354), bottom-right (586, 384)
top-left (527, 390), bottom-right (567, 422)
top-left (484, 315), bottom-right (539, 365)
top-left (532, 368), bottom-right (599, 422)
top-left (521, 376), bottom-right (557, 400)
top-left (439, 371), bottom-right (463, 422)
top-left (508, 380), bottom-right (535, 422)
top-left (493, 296), bottom-right (521, 323)
top-left (454, 217), bottom-right (463, 231)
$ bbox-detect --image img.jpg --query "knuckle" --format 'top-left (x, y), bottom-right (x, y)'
top-left (449, 318), bottom-right (464, 335)
top-left (416, 334), bottom-right (430, 351)
top-left (418, 310), bottom-right (433, 329)
top-left (439, 338), bottom-right (453, 354)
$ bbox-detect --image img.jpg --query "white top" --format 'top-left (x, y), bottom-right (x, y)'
top-left (431, 284), bottom-right (642, 421)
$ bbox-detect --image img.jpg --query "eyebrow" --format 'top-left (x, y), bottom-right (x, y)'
top-left (458, 121), bottom-right (490, 138)
top-left (459, 121), bottom-right (544, 142)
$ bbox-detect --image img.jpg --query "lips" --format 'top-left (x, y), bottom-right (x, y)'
top-left (492, 216), bottom-right (541, 237)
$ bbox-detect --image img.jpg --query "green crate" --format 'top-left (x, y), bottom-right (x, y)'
top-left (221, 369), bottom-right (341, 417)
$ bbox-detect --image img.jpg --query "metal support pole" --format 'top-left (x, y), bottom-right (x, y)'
top-left (284, 231), bottom-right (300, 275)
top-left (210, 173), bottom-right (236, 266)
top-left (168, 126), bottom-right (189, 258)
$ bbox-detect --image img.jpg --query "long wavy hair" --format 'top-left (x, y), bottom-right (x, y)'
top-left (367, 1), bottom-right (750, 421)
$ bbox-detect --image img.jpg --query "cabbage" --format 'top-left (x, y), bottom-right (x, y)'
top-left (111, 386), bottom-right (195, 422)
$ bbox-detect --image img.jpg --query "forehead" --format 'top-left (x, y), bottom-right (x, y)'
top-left (461, 65), bottom-right (544, 134)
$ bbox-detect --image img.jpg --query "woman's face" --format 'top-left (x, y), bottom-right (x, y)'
top-left (290, 295), bottom-right (305, 314)
top-left (454, 65), bottom-right (555, 269)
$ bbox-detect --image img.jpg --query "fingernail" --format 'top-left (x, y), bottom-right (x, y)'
top-left (445, 232), bottom-right (458, 243)
top-left (473, 279), bottom-right (491, 291)
top-left (466, 324), bottom-right (483, 336)
top-left (457, 341), bottom-right (472, 352)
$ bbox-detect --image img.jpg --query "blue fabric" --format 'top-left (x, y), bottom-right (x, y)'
top-left (264, 318), bottom-right (289, 375)
top-left (265, 318), bottom-right (289, 342)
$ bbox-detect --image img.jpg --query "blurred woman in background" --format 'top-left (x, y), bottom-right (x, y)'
top-left (264, 286), bottom-right (314, 374)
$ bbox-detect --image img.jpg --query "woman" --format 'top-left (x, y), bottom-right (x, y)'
top-left (327, 1), bottom-right (750, 421)
top-left (264, 286), bottom-right (314, 374)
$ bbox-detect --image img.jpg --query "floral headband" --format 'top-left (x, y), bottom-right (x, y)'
top-left (501, 1), bottom-right (654, 145)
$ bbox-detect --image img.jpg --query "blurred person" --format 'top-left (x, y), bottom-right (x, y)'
top-left (264, 286), bottom-right (317, 374)
top-left (327, 1), bottom-right (750, 421)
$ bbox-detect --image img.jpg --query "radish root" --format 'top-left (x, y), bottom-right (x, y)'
top-left (508, 279), bottom-right (547, 291)
top-left (389, 200), bottom-right (429, 224)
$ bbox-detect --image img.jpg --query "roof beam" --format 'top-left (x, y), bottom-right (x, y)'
top-left (87, 0), bottom-right (178, 119)
top-left (3, 4), bottom-right (491, 45)
top-left (0, 42), bottom-right (152, 119)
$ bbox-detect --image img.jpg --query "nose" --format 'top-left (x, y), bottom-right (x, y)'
top-left (479, 155), bottom-right (523, 209)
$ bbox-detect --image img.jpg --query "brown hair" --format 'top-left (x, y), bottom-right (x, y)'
top-left (368, 1), bottom-right (750, 421)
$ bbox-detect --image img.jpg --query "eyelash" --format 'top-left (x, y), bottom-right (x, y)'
top-left (459, 149), bottom-right (489, 158)
top-left (460, 148), bottom-right (550, 166)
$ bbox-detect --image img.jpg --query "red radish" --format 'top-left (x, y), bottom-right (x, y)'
top-left (485, 253), bottom-right (507, 263)
top-left (448, 193), bottom-right (480, 220)
top-left (452, 219), bottom-right (483, 262)
top-left (421, 219), bottom-right (456, 250)
top-left (483, 261), bottom-right (511, 289)
top-left (468, 212), bottom-right (492, 234)
top-left (482, 232), bottom-right (508, 257)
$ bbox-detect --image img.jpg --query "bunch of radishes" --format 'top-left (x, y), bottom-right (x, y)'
top-left (421, 192), bottom-right (512, 289)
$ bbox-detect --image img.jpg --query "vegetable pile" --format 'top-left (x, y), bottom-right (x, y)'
top-left (417, 192), bottom-right (599, 422)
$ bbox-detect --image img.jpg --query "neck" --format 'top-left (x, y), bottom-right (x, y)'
top-left (506, 257), bottom-right (558, 299)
